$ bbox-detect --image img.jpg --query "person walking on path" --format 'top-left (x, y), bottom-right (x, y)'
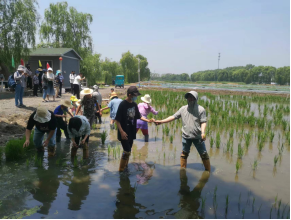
top-left (100, 92), bottom-right (122, 129)
top-left (154, 91), bottom-right (210, 171)
top-left (136, 94), bottom-right (158, 142)
top-left (23, 106), bottom-right (57, 157)
top-left (69, 71), bottom-right (75, 94)
top-left (38, 68), bottom-right (44, 93)
top-left (115, 86), bottom-right (154, 172)
top-left (54, 100), bottom-right (74, 142)
top-left (14, 65), bottom-right (27, 108)
top-left (67, 116), bottom-right (91, 159)
top-left (46, 67), bottom-right (55, 101)
top-left (0, 73), bottom-right (5, 92)
top-left (109, 88), bottom-right (114, 98)
top-left (33, 71), bottom-right (39, 97)
top-left (92, 85), bottom-right (103, 124)
top-left (73, 73), bottom-right (85, 99)
top-left (76, 88), bottom-right (101, 128)
top-left (41, 69), bottom-right (49, 102)
top-left (58, 71), bottom-right (64, 97)
top-left (54, 70), bottom-right (61, 98)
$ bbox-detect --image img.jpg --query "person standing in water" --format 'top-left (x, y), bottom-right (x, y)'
top-left (136, 94), bottom-right (158, 142)
top-left (115, 86), bottom-right (153, 172)
top-left (154, 91), bottom-right (210, 171)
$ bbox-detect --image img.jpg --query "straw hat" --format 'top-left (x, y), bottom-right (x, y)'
top-left (141, 94), bottom-right (152, 104)
top-left (37, 68), bottom-right (43, 71)
top-left (110, 92), bottom-right (118, 99)
top-left (33, 106), bottom-right (51, 123)
top-left (70, 95), bottom-right (76, 101)
top-left (61, 100), bottom-right (73, 108)
top-left (80, 88), bottom-right (93, 95)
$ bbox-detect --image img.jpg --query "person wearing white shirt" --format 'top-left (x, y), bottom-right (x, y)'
top-left (69, 71), bottom-right (75, 94)
top-left (73, 73), bottom-right (85, 99)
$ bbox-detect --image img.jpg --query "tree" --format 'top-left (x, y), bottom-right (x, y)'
top-left (136, 54), bottom-right (150, 81)
top-left (39, 1), bottom-right (93, 58)
top-left (275, 66), bottom-right (290, 85)
top-left (80, 52), bottom-right (102, 86)
top-left (0, 0), bottom-right (39, 71)
top-left (120, 51), bottom-right (138, 83)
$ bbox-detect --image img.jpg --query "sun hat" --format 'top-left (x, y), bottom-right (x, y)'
top-left (70, 95), bottom-right (76, 101)
top-left (141, 94), bottom-right (152, 104)
top-left (17, 65), bottom-right (25, 71)
top-left (37, 68), bottom-right (43, 71)
top-left (110, 92), bottom-right (118, 99)
top-left (33, 106), bottom-right (51, 123)
top-left (56, 70), bottom-right (61, 76)
top-left (80, 88), bottom-right (93, 95)
top-left (71, 98), bottom-right (78, 102)
top-left (48, 67), bottom-right (53, 72)
top-left (93, 85), bottom-right (99, 90)
top-left (127, 86), bottom-right (141, 96)
top-left (61, 100), bottom-right (73, 108)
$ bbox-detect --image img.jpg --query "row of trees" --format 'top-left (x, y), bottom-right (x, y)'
top-left (0, 0), bottom-right (150, 85)
top-left (151, 65), bottom-right (290, 85)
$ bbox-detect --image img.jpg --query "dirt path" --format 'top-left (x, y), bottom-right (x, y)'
top-left (0, 85), bottom-right (129, 146)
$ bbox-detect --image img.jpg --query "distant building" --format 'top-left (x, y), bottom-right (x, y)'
top-left (28, 48), bottom-right (82, 89)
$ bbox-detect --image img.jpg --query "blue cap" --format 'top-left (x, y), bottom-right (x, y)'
top-left (42, 69), bottom-right (47, 72)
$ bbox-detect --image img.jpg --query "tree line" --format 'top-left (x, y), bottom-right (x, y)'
top-left (151, 64), bottom-right (290, 85)
top-left (0, 0), bottom-right (150, 85)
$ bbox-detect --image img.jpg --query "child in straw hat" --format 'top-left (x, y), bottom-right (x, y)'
top-left (76, 88), bottom-right (101, 128)
top-left (136, 94), bottom-right (158, 142)
top-left (54, 100), bottom-right (74, 142)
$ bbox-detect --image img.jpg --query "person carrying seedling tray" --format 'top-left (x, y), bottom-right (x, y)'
top-left (54, 100), bottom-right (74, 142)
top-left (23, 106), bottom-right (57, 157)
top-left (136, 94), bottom-right (158, 142)
top-left (154, 91), bottom-right (210, 171)
top-left (115, 86), bottom-right (154, 172)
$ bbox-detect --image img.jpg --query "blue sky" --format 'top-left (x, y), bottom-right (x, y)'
top-left (37, 0), bottom-right (290, 74)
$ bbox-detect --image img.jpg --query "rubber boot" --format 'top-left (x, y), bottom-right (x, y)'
top-left (202, 159), bottom-right (211, 171)
top-left (83, 143), bottom-right (89, 159)
top-left (48, 146), bottom-right (56, 157)
top-left (125, 152), bottom-right (131, 167)
top-left (180, 151), bottom-right (189, 168)
top-left (144, 135), bottom-right (149, 142)
top-left (119, 151), bottom-right (130, 172)
top-left (110, 124), bottom-right (115, 130)
top-left (98, 116), bottom-right (102, 124)
top-left (56, 136), bottom-right (61, 143)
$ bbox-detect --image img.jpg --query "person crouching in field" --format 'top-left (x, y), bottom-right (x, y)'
top-left (23, 106), bottom-right (57, 157)
top-left (136, 94), bottom-right (158, 142)
top-left (154, 91), bottom-right (210, 171)
top-left (54, 100), bottom-right (74, 142)
top-left (115, 86), bottom-right (153, 172)
top-left (68, 116), bottom-right (91, 159)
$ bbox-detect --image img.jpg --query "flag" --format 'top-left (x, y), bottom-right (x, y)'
top-left (47, 62), bottom-right (50, 69)
top-left (39, 60), bottom-right (42, 67)
top-left (12, 55), bottom-right (15, 68)
top-left (20, 59), bottom-right (24, 66)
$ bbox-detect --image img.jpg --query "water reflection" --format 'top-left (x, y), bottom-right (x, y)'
top-left (114, 173), bottom-right (141, 219)
top-left (67, 166), bottom-right (91, 211)
top-left (175, 169), bottom-right (210, 219)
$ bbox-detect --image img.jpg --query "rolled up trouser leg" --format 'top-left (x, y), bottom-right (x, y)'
top-left (180, 151), bottom-right (189, 168)
top-left (119, 151), bottom-right (130, 172)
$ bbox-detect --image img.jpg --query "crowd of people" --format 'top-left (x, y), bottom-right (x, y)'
top-left (18, 66), bottom-right (209, 173)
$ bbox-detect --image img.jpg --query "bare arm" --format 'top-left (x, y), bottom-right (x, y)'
top-left (201, 122), bottom-right (207, 140)
top-left (140, 116), bottom-right (152, 123)
top-left (75, 105), bottom-right (81, 115)
top-left (157, 116), bottom-right (176, 124)
top-left (101, 106), bottom-right (109, 111)
top-left (116, 120), bottom-right (128, 140)
top-left (23, 129), bottom-right (32, 148)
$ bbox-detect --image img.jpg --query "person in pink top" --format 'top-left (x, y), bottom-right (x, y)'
top-left (136, 94), bottom-right (158, 142)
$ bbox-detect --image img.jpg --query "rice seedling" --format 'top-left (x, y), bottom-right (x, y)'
top-left (132, 150), bottom-right (135, 159)
top-left (282, 120), bottom-right (287, 131)
top-left (210, 136), bottom-right (214, 148)
top-left (56, 157), bottom-right (61, 166)
top-left (164, 126), bottom-right (170, 136)
top-left (278, 144), bottom-right (284, 156)
top-left (277, 200), bottom-right (282, 218)
top-left (216, 132), bottom-right (221, 149)
top-left (107, 144), bottom-right (111, 155)
top-left (73, 157), bottom-right (78, 167)
top-left (100, 130), bottom-right (108, 145)
top-left (112, 147), bottom-right (116, 159)
top-left (252, 159), bottom-right (258, 170)
top-left (213, 186), bottom-right (217, 202)
top-left (117, 145), bottom-right (121, 156)
top-left (170, 135), bottom-right (173, 144)
top-left (226, 139), bottom-right (232, 152)
top-left (274, 194), bottom-right (278, 207)
top-left (269, 131), bottom-right (275, 142)
top-left (225, 194), bottom-right (229, 209)
top-left (244, 132), bottom-right (251, 148)
top-left (163, 152), bottom-right (166, 159)
top-left (114, 123), bottom-right (118, 130)
top-left (229, 128), bottom-right (234, 138)
top-left (236, 161), bottom-right (241, 173)
top-left (26, 159), bottom-right (29, 167)
top-left (92, 123), bottom-right (97, 129)
top-left (258, 141), bottom-right (264, 152)
top-left (274, 155), bottom-right (279, 166)
top-left (258, 203), bottom-right (262, 216)
top-left (230, 145), bottom-right (233, 156)
top-left (5, 139), bottom-right (25, 161)
top-left (281, 203), bottom-right (288, 219)
top-left (270, 205), bottom-right (273, 219)
top-left (242, 209), bottom-right (245, 218)
top-left (237, 143), bottom-right (244, 159)
top-left (201, 196), bottom-right (206, 209)
top-left (252, 197), bottom-right (255, 207)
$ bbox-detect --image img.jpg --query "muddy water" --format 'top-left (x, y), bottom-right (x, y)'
top-left (0, 110), bottom-right (290, 218)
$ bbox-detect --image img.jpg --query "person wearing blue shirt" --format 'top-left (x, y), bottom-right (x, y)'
top-left (54, 100), bottom-right (74, 142)
top-left (100, 92), bottom-right (122, 129)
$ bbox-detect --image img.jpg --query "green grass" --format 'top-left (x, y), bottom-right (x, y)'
top-left (5, 139), bottom-right (25, 161)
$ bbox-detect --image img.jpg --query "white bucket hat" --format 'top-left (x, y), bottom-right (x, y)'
top-left (141, 94), bottom-right (152, 104)
top-left (80, 88), bottom-right (93, 95)
top-left (47, 67), bottom-right (53, 72)
top-left (17, 65), bottom-right (25, 71)
top-left (61, 100), bottom-right (73, 108)
top-left (33, 106), bottom-right (51, 123)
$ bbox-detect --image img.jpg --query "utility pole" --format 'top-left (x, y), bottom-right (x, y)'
top-left (138, 58), bottom-right (140, 87)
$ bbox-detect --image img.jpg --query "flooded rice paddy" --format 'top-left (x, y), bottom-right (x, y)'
top-left (0, 90), bottom-right (290, 219)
